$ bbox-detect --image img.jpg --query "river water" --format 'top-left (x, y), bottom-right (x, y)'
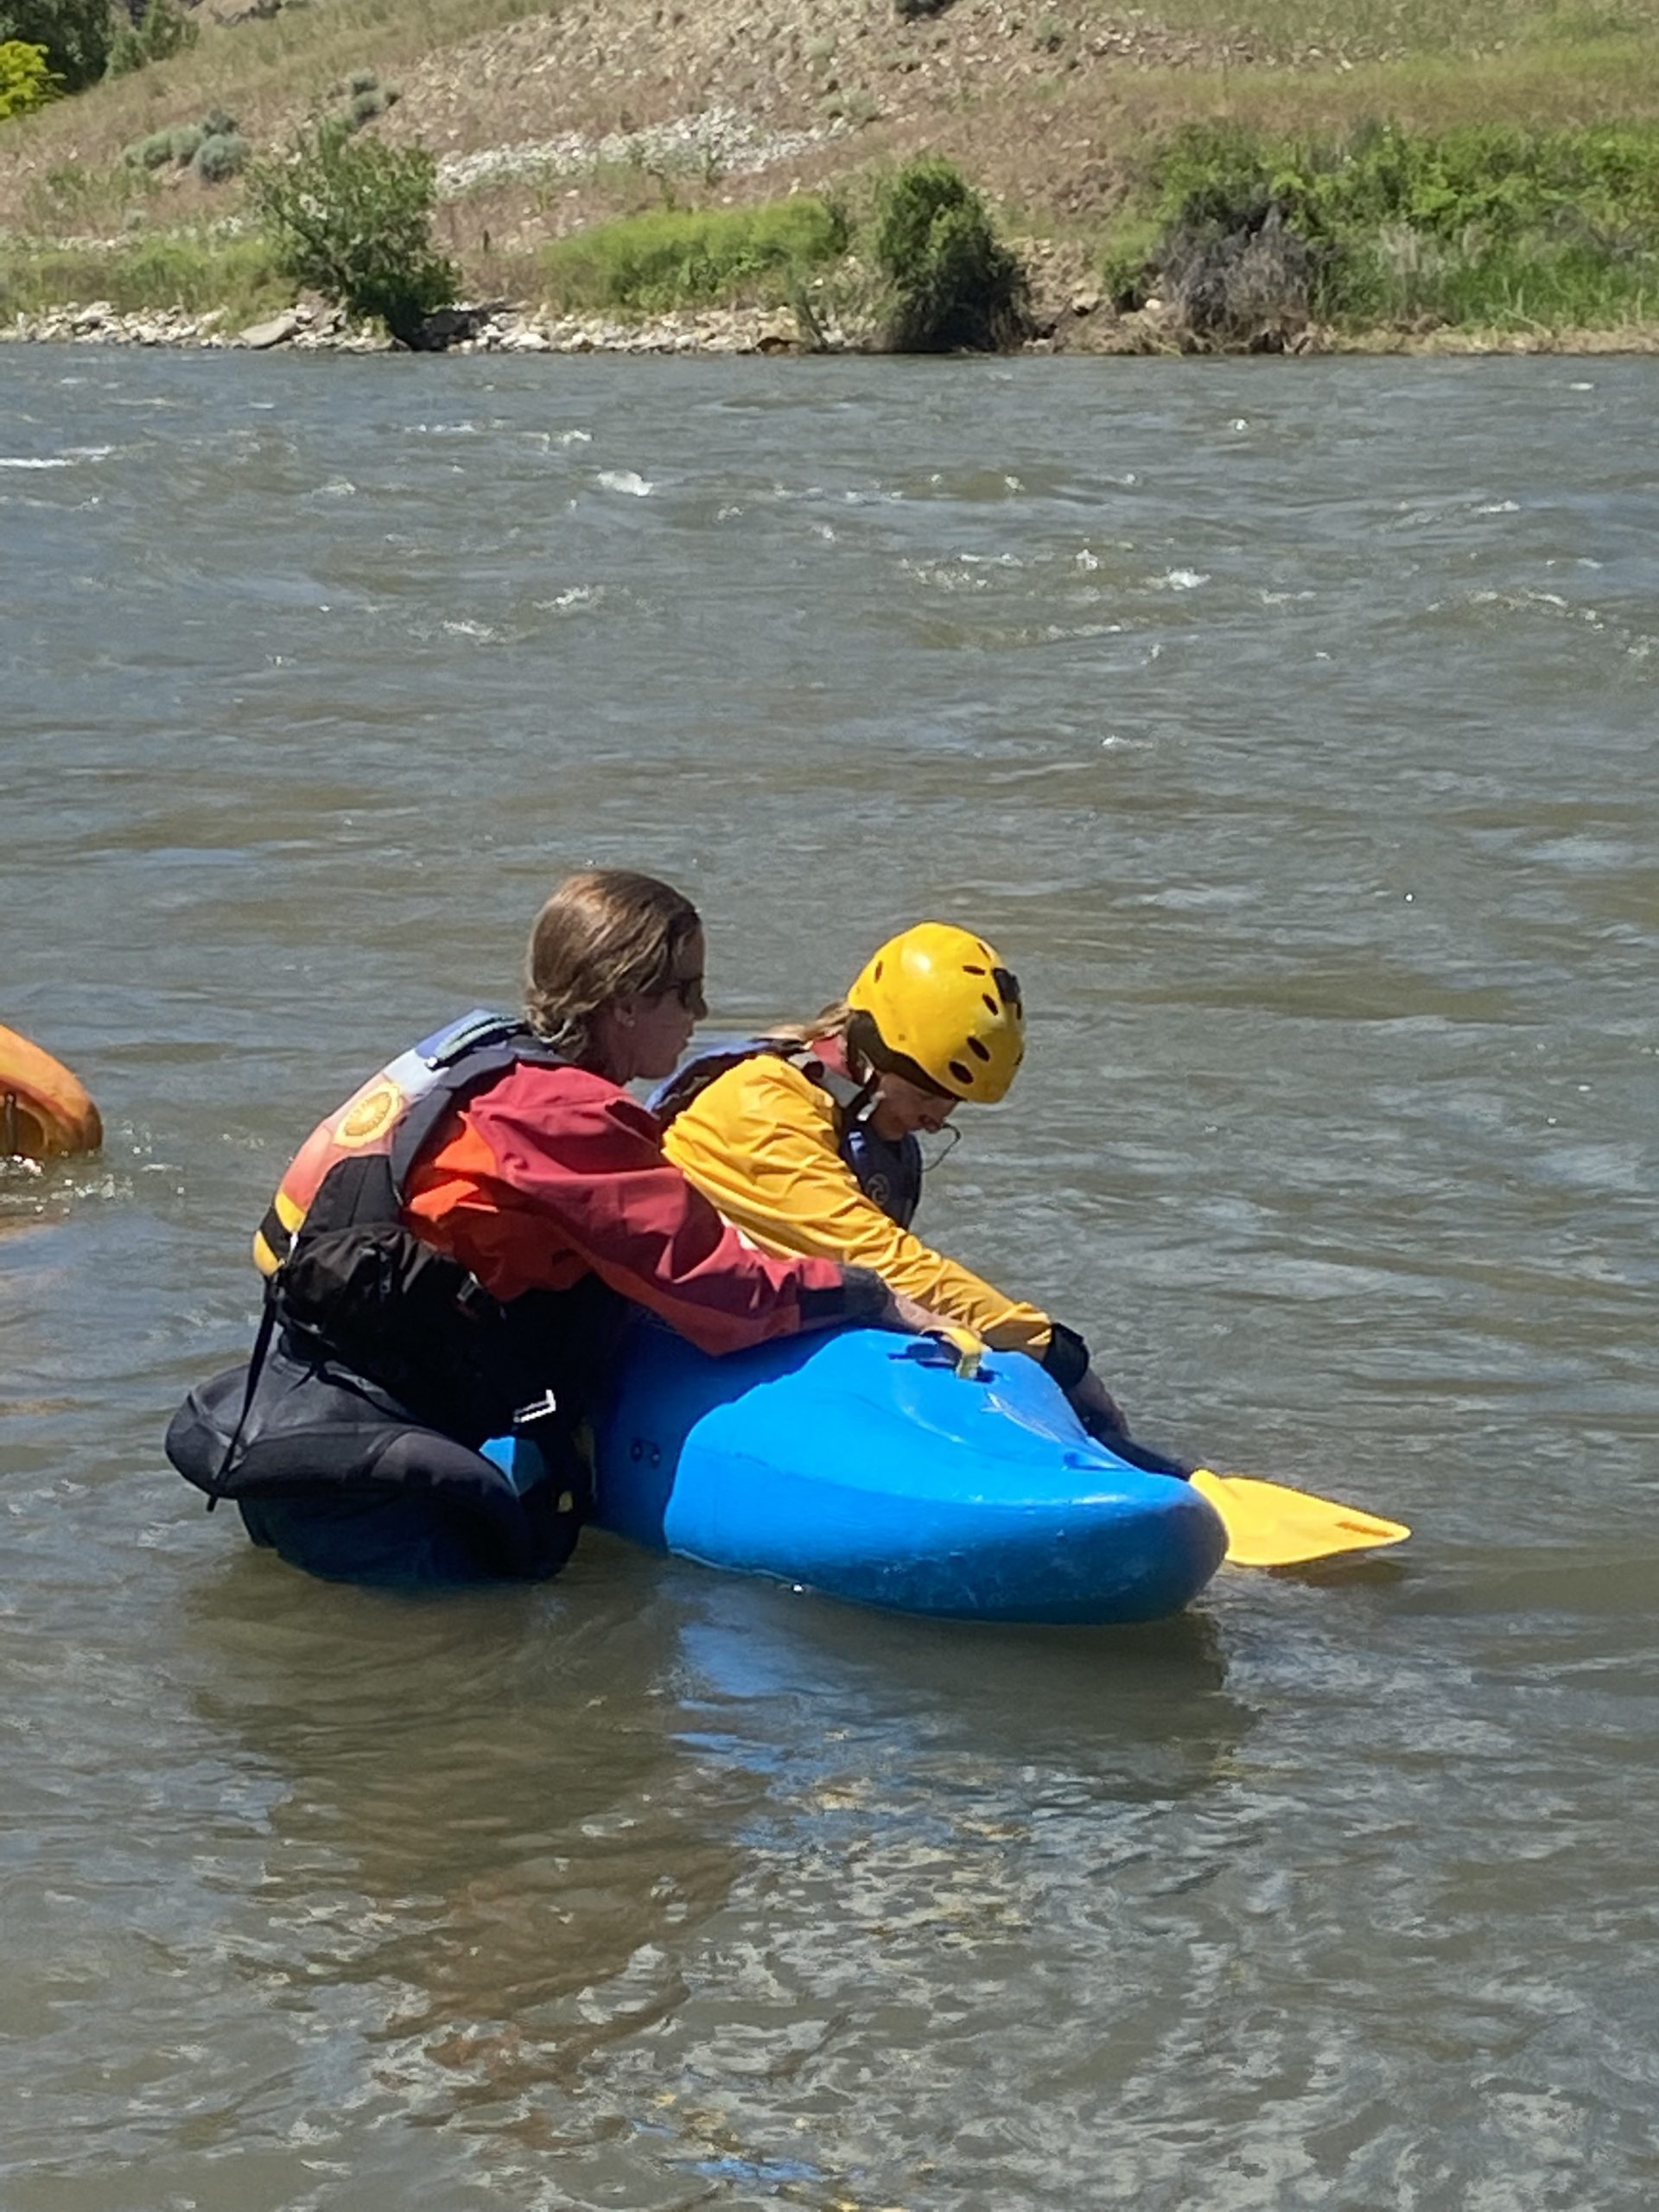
top-left (2, 348), bottom-right (1655, 2210)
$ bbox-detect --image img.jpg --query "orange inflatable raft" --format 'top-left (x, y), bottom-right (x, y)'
top-left (0, 1024), bottom-right (102, 1160)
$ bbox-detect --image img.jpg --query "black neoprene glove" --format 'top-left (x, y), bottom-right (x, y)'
top-left (1040, 1320), bottom-right (1092, 1394)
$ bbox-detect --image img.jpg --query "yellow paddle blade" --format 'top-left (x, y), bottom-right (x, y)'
top-left (1189, 1469), bottom-right (1411, 1570)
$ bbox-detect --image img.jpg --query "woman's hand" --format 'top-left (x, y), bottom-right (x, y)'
top-left (874, 1288), bottom-right (950, 1336)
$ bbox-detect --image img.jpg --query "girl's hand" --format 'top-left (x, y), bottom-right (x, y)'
top-left (1070, 1365), bottom-right (1128, 1437)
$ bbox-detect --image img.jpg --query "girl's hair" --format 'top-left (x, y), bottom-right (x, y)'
top-left (758, 1000), bottom-right (937, 1092)
top-left (524, 869), bottom-right (701, 1063)
top-left (754, 1000), bottom-right (850, 1052)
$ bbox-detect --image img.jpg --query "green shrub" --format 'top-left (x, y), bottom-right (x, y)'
top-left (344, 67), bottom-right (378, 95)
top-left (106, 0), bottom-right (199, 80)
top-left (193, 130), bottom-right (250, 183)
top-left (0, 0), bottom-right (109, 91)
top-left (540, 198), bottom-right (849, 313)
top-left (868, 157), bottom-right (1028, 351)
top-left (248, 120), bottom-right (458, 345)
top-left (0, 35), bottom-right (57, 117)
top-left (348, 85), bottom-right (389, 128)
top-left (893, 0), bottom-right (956, 18)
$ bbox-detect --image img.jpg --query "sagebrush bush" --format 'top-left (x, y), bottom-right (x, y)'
top-left (123, 128), bottom-right (177, 168)
top-left (193, 130), bottom-right (250, 183)
top-left (868, 157), bottom-right (1027, 351)
top-left (248, 121), bottom-right (458, 344)
top-left (122, 113), bottom-right (237, 172)
top-left (0, 35), bottom-right (57, 118)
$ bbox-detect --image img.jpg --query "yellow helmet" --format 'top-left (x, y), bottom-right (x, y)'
top-left (846, 923), bottom-right (1025, 1103)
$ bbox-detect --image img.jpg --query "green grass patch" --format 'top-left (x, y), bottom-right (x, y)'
top-left (1109, 117), bottom-right (1659, 336)
top-left (538, 199), bottom-right (849, 314)
top-left (1328, 230), bottom-right (1659, 327)
top-left (1145, 118), bottom-right (1659, 241)
top-left (0, 231), bottom-right (284, 321)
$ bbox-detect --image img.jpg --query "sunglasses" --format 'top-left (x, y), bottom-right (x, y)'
top-left (653, 972), bottom-right (704, 1011)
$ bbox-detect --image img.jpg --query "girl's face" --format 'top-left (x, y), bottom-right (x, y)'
top-left (598, 927), bottom-right (708, 1084)
top-left (868, 1065), bottom-right (959, 1141)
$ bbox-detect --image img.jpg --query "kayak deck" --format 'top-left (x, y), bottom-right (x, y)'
top-left (579, 1324), bottom-right (1226, 1624)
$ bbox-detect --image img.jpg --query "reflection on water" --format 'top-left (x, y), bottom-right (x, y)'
top-left (2, 348), bottom-right (1656, 2210)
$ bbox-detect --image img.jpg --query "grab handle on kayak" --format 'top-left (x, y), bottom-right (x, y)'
top-left (896, 1326), bottom-right (988, 1381)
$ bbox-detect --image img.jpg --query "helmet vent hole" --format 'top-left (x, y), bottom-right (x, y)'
top-left (949, 1060), bottom-right (974, 1086)
top-left (962, 963), bottom-right (987, 976)
top-left (968, 1036), bottom-right (991, 1061)
top-left (981, 993), bottom-right (1000, 1016)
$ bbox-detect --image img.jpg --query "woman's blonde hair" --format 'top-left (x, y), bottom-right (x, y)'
top-left (524, 869), bottom-right (701, 1064)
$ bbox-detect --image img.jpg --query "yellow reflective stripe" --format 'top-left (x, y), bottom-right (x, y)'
top-left (252, 1187), bottom-right (304, 1277)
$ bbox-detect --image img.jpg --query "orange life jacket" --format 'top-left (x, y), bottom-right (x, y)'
top-left (254, 1009), bottom-right (564, 1276)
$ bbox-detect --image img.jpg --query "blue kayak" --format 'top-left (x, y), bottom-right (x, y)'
top-left (569, 1324), bottom-right (1226, 1624)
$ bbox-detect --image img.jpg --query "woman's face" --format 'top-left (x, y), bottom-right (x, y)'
top-left (599, 926), bottom-right (708, 1084)
top-left (868, 1066), bottom-right (959, 1141)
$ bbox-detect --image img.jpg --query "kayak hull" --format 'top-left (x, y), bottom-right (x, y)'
top-left (0, 1023), bottom-right (101, 1160)
top-left (575, 1324), bottom-right (1226, 1624)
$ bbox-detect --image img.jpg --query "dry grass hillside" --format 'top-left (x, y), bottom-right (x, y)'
top-left (7, 0), bottom-right (1659, 329)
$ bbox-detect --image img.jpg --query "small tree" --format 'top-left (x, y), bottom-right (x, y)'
top-left (0, 35), bottom-right (59, 117)
top-left (868, 157), bottom-right (1028, 352)
top-left (0, 0), bottom-right (111, 91)
top-left (107, 0), bottom-right (200, 79)
top-left (248, 121), bottom-right (459, 346)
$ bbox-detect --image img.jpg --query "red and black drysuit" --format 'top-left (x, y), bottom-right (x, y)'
top-left (166, 1011), bottom-right (882, 1583)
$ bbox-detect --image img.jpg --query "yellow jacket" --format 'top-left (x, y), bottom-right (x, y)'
top-left (660, 1052), bottom-right (1055, 1356)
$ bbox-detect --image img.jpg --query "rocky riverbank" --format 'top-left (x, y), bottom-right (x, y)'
top-left (10, 276), bottom-right (1649, 360)
top-left (0, 297), bottom-right (810, 353)
top-left (0, 259), bottom-right (1151, 355)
